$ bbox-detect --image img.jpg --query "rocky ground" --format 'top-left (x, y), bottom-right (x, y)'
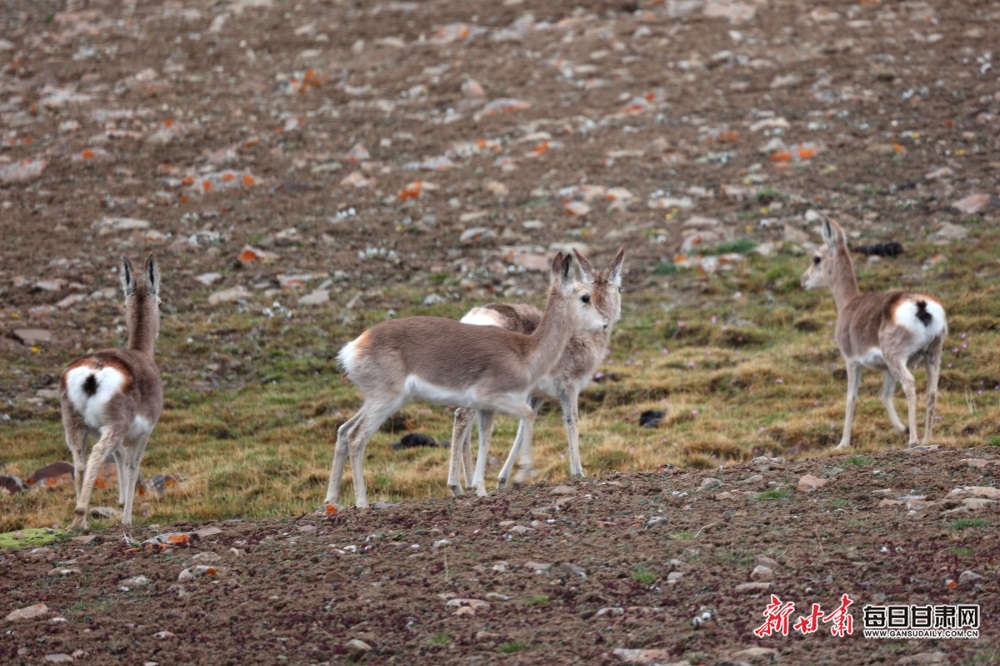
top-left (3, 445), bottom-right (1000, 664)
top-left (2, 0), bottom-right (1000, 663)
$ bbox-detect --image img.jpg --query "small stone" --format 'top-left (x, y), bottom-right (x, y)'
top-left (153, 631), bottom-right (175, 640)
top-left (699, 478), bottom-right (721, 490)
top-left (6, 603), bottom-right (49, 621)
top-left (732, 647), bottom-right (780, 661)
top-left (797, 474), bottom-right (827, 492)
top-left (0, 474), bottom-right (27, 494)
top-left (459, 227), bottom-right (496, 245)
top-left (960, 458), bottom-right (993, 469)
top-left (298, 289), bottom-right (329, 306)
top-left (524, 561), bottom-right (552, 573)
top-left (345, 639), bottom-right (372, 658)
top-left (750, 565), bottom-right (773, 581)
top-left (950, 193), bottom-right (990, 215)
top-left (509, 525), bottom-right (533, 535)
top-left (194, 273), bottom-right (222, 286)
top-left (93, 216), bottom-right (151, 236)
top-left (11, 329), bottom-right (52, 345)
top-left (735, 582), bottom-right (771, 592)
top-left (208, 286), bottom-right (252, 305)
top-left (121, 575), bottom-right (152, 587)
top-left (958, 570), bottom-right (983, 584)
top-left (949, 486), bottom-right (1000, 500)
top-left (667, 571), bottom-right (684, 585)
top-left (645, 516), bottom-right (669, 529)
top-left (742, 474), bottom-right (764, 483)
top-left (930, 222), bottom-right (968, 242)
top-left (612, 648), bottom-right (679, 665)
top-left (43, 654), bottom-right (73, 663)
top-left (177, 565), bottom-right (221, 582)
top-left (558, 562), bottom-right (587, 579)
top-left (550, 485), bottom-right (576, 495)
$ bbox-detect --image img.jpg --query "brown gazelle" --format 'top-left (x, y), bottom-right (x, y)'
top-left (802, 217), bottom-right (946, 449)
top-left (327, 252), bottom-right (612, 509)
top-left (447, 247), bottom-right (625, 497)
top-left (59, 255), bottom-right (163, 529)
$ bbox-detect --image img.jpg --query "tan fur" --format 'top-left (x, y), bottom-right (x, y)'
top-left (448, 247), bottom-right (625, 496)
top-left (801, 217), bottom-right (946, 448)
top-left (327, 253), bottom-right (611, 508)
top-left (59, 255), bottom-right (163, 530)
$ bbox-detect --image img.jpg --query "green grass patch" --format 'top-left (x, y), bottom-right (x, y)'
top-left (987, 435), bottom-right (1000, 447)
top-left (949, 547), bottom-right (975, 557)
top-left (428, 632), bottom-right (451, 645)
top-left (0, 528), bottom-right (71, 549)
top-left (951, 517), bottom-right (988, 531)
top-left (499, 642), bottom-right (527, 654)
top-left (630, 565), bottom-right (657, 584)
top-left (653, 261), bottom-right (679, 275)
top-left (845, 455), bottom-right (874, 466)
top-left (522, 595), bottom-right (550, 605)
top-left (756, 488), bottom-right (792, 500)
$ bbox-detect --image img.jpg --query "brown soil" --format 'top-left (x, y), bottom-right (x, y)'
top-left (2, 0), bottom-right (999, 663)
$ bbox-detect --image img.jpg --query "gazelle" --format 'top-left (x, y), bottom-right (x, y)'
top-left (801, 216), bottom-right (946, 449)
top-left (327, 252), bottom-right (612, 509)
top-left (59, 255), bottom-right (163, 529)
top-left (447, 247), bottom-right (625, 497)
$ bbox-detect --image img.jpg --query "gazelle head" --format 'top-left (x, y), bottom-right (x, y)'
top-left (574, 246), bottom-right (625, 332)
top-left (121, 254), bottom-right (161, 355)
top-left (801, 216), bottom-right (850, 291)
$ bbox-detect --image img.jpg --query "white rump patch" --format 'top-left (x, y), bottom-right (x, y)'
top-left (65, 365), bottom-right (127, 430)
top-left (893, 298), bottom-right (947, 350)
top-left (460, 307), bottom-right (505, 328)
top-left (338, 337), bottom-right (364, 375)
top-left (127, 415), bottom-right (154, 441)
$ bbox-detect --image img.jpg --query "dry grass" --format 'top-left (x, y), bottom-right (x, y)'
top-left (2, 230), bottom-right (998, 530)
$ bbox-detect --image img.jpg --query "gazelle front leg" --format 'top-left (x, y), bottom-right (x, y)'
top-left (558, 385), bottom-right (585, 478)
top-left (836, 361), bottom-right (863, 449)
top-left (510, 402), bottom-right (539, 486)
top-left (120, 435), bottom-right (150, 526)
top-left (470, 410), bottom-right (495, 497)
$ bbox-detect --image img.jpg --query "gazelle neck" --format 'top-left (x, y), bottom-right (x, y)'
top-left (127, 293), bottom-right (159, 361)
top-left (830, 248), bottom-right (861, 312)
top-left (524, 285), bottom-right (577, 381)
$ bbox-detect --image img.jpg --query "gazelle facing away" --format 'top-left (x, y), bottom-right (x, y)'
top-left (327, 252), bottom-right (611, 509)
top-left (802, 217), bottom-right (946, 449)
top-left (447, 247), bottom-right (625, 497)
top-left (60, 255), bottom-right (163, 530)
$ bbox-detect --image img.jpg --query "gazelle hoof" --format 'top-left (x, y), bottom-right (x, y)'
top-left (512, 468), bottom-right (538, 486)
top-left (449, 485), bottom-right (465, 497)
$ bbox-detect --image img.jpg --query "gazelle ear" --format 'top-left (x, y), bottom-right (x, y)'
top-left (608, 246), bottom-right (625, 288)
top-left (573, 248), bottom-right (595, 276)
top-left (820, 217), bottom-right (842, 251)
top-left (121, 256), bottom-right (136, 298)
top-left (144, 254), bottom-right (160, 299)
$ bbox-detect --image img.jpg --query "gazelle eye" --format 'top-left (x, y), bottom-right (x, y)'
top-left (581, 294), bottom-right (591, 304)
top-left (812, 256), bottom-right (821, 265)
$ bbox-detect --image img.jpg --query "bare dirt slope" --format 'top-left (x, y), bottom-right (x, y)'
top-left (2, 0), bottom-right (1000, 664)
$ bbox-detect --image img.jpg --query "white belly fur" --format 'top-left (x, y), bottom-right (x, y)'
top-left (404, 375), bottom-right (525, 414)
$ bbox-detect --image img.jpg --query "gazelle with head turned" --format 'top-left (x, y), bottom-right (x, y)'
top-left (447, 247), bottom-right (625, 497)
top-left (327, 252), bottom-right (611, 509)
top-left (802, 217), bottom-right (946, 449)
top-left (59, 255), bottom-right (164, 530)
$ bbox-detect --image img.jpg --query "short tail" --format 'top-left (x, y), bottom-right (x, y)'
top-left (915, 300), bottom-right (933, 327)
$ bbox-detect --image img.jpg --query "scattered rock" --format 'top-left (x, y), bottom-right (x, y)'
top-left (6, 604), bottom-right (49, 622)
top-left (208, 286), bottom-right (252, 305)
top-left (797, 474), bottom-right (827, 492)
top-left (11, 328), bottom-right (52, 346)
top-left (390, 433), bottom-right (440, 450)
top-left (734, 582), bottom-right (771, 593)
top-left (43, 654), bottom-right (74, 663)
top-left (612, 648), bottom-right (680, 665)
top-left (950, 193), bottom-right (990, 215)
top-left (177, 565), bottom-right (221, 582)
top-left (26, 462), bottom-right (74, 490)
top-left (345, 639), bottom-right (372, 659)
top-left (958, 570), bottom-right (983, 584)
top-left (750, 565), bottom-right (773, 581)
top-left (524, 561), bottom-right (552, 573)
top-left (930, 223), bottom-right (968, 242)
top-left (0, 474), bottom-right (27, 494)
top-left (298, 289), bottom-right (329, 306)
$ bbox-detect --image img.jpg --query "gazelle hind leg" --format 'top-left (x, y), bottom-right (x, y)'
top-left (325, 410), bottom-right (364, 506)
top-left (922, 338), bottom-right (944, 444)
top-left (60, 403), bottom-right (88, 500)
top-left (879, 371), bottom-right (906, 434)
top-left (471, 411), bottom-right (495, 497)
top-left (498, 397), bottom-right (542, 488)
top-left (447, 408), bottom-right (475, 497)
top-left (120, 434), bottom-right (150, 526)
top-left (886, 356), bottom-right (919, 447)
top-left (345, 398), bottom-right (405, 509)
top-left (74, 428), bottom-right (123, 530)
